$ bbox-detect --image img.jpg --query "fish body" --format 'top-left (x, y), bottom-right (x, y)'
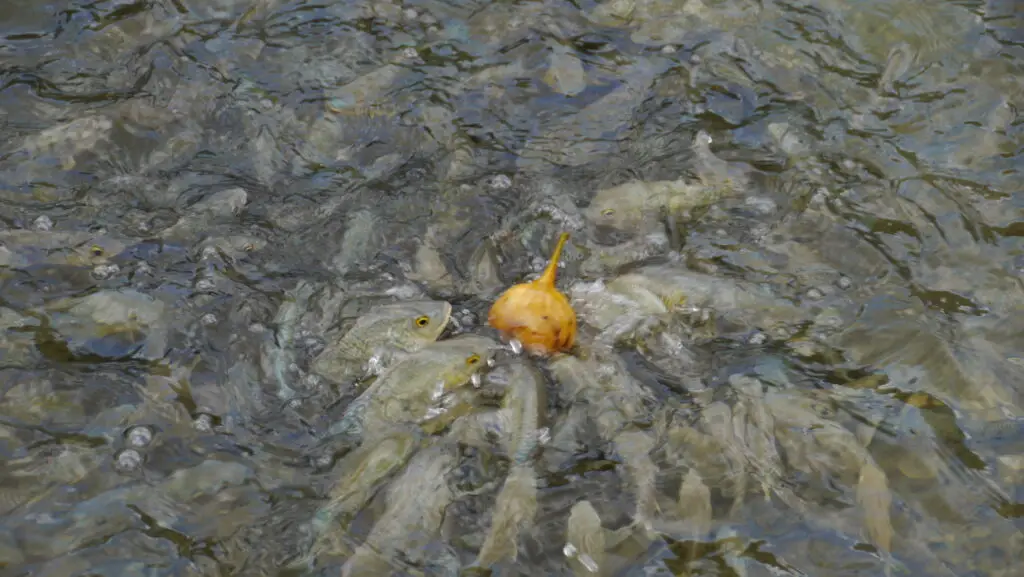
top-left (584, 131), bottom-right (743, 231)
top-left (340, 443), bottom-right (458, 576)
top-left (326, 334), bottom-right (499, 440)
top-left (304, 336), bottom-right (497, 571)
top-left (0, 230), bottom-right (127, 269)
top-left (312, 299), bottom-right (452, 383)
top-left (602, 265), bottom-right (806, 332)
top-left (500, 360), bottom-right (548, 465)
top-left (566, 501), bottom-right (607, 576)
top-left (488, 232), bottom-right (577, 355)
top-left (550, 349), bottom-right (658, 524)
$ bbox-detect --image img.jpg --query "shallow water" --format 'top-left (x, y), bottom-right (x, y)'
top-left (0, 0), bottom-right (1021, 576)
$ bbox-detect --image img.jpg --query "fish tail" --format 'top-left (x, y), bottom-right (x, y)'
top-left (538, 232), bottom-right (570, 288)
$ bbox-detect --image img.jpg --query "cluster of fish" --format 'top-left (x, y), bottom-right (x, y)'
top-left (1, 0), bottom-right (1020, 574)
top-left (195, 120), bottom-right (1016, 576)
top-left (243, 149), bottom-right (852, 576)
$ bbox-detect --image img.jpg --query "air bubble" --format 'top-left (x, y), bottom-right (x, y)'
top-left (125, 425), bottom-right (153, 448)
top-left (114, 449), bottom-right (143, 472)
top-left (193, 413), bottom-right (214, 432)
top-left (32, 215), bottom-right (53, 231)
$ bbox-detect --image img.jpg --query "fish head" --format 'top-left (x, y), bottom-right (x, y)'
top-left (394, 300), bottom-right (453, 344)
top-left (429, 334), bottom-right (500, 390)
top-left (67, 235), bottom-right (127, 267)
top-left (585, 191), bottom-right (636, 230)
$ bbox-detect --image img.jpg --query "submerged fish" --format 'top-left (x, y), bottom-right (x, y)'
top-left (0, 229), bottom-right (127, 269)
top-left (340, 442), bottom-right (459, 576)
top-left (584, 131), bottom-right (744, 231)
top-left (550, 348), bottom-right (659, 526)
top-left (596, 264), bottom-right (806, 336)
top-left (299, 335), bottom-right (498, 571)
top-left (488, 232), bottom-right (577, 355)
top-left (474, 360), bottom-right (547, 568)
top-left (312, 299), bottom-right (452, 384)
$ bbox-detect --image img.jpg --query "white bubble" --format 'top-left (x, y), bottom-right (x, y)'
top-left (193, 413), bottom-right (214, 432)
top-left (91, 263), bottom-right (120, 280)
top-left (489, 174), bottom-right (512, 189)
top-left (115, 449), bottom-right (143, 472)
top-left (579, 553), bottom-right (600, 573)
top-left (126, 426), bottom-right (153, 448)
top-left (32, 215), bottom-right (53, 231)
top-left (536, 427), bottom-right (551, 445)
top-left (200, 313), bottom-right (218, 326)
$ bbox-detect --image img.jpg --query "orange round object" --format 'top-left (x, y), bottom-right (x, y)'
top-left (488, 232), bottom-right (577, 355)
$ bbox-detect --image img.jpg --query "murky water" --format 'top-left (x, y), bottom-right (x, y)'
top-left (1, 0), bottom-right (1021, 575)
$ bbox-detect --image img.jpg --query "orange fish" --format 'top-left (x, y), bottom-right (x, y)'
top-left (488, 232), bottom-right (577, 355)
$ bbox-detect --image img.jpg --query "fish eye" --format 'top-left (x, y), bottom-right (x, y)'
top-left (466, 354), bottom-right (481, 365)
top-left (89, 245), bottom-right (104, 257)
top-left (415, 315), bottom-right (430, 327)
top-left (601, 208), bottom-right (615, 216)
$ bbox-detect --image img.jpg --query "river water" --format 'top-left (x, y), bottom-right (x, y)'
top-left (0, 1), bottom-right (1021, 576)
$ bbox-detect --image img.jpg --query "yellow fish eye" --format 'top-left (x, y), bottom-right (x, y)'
top-left (89, 245), bottom-right (104, 257)
top-left (466, 354), bottom-right (481, 365)
top-left (601, 208), bottom-right (615, 216)
top-left (414, 315), bottom-right (430, 327)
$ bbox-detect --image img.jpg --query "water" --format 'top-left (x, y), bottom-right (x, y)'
top-left (0, 0), bottom-right (1021, 575)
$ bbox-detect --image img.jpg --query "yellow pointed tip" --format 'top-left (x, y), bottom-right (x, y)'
top-left (537, 232), bottom-right (569, 288)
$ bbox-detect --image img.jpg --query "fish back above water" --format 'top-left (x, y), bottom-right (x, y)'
top-left (312, 299), bottom-right (453, 382)
top-left (329, 334), bottom-right (500, 439)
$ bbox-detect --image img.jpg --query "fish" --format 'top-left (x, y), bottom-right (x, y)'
top-left (0, 229), bottom-right (127, 269)
top-left (474, 465), bottom-right (538, 568)
top-left (596, 264), bottom-right (807, 335)
top-left (584, 131), bottom-right (743, 231)
top-left (264, 280), bottom-right (316, 400)
top-left (473, 360), bottom-right (547, 568)
top-left (311, 299), bottom-right (453, 384)
top-left (326, 333), bottom-right (500, 441)
top-left (340, 443), bottom-right (459, 576)
top-left (565, 501), bottom-right (607, 576)
top-left (488, 232), bottom-right (577, 355)
top-left (549, 348), bottom-right (659, 525)
top-left (299, 335), bottom-right (498, 571)
top-left (160, 187), bottom-right (249, 240)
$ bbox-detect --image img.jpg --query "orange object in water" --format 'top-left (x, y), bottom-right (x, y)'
top-left (488, 232), bottom-right (577, 355)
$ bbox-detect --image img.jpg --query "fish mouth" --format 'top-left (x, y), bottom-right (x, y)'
top-left (435, 302), bottom-right (455, 338)
top-left (439, 301), bottom-right (454, 329)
